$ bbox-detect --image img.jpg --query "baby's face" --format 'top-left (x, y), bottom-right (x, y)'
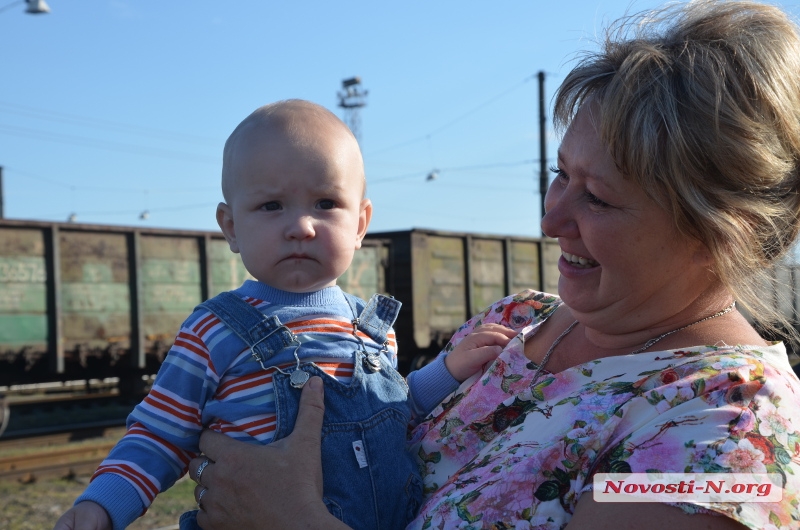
top-left (218, 123), bottom-right (370, 293)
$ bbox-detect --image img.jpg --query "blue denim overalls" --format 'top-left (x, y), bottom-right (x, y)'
top-left (180, 291), bottom-right (421, 530)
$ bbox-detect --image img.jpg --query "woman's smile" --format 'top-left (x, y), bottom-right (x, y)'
top-left (561, 251), bottom-right (597, 268)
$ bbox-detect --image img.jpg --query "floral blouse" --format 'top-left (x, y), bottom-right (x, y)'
top-left (407, 291), bottom-right (800, 530)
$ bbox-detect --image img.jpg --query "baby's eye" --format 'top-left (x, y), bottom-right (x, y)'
top-left (317, 199), bottom-right (336, 210)
top-left (260, 201), bottom-right (281, 211)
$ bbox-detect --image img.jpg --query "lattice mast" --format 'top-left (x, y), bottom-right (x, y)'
top-left (338, 77), bottom-right (368, 143)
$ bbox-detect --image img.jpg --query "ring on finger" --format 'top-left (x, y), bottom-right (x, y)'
top-left (197, 486), bottom-right (208, 510)
top-left (195, 457), bottom-right (210, 486)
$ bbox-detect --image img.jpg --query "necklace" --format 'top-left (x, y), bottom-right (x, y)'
top-left (529, 301), bottom-right (736, 385)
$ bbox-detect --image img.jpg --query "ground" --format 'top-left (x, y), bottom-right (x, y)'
top-left (0, 474), bottom-right (197, 530)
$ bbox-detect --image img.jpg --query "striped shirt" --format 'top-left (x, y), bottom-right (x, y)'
top-left (76, 281), bottom-right (405, 529)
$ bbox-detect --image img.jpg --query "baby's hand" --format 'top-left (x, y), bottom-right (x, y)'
top-left (53, 501), bottom-right (112, 530)
top-left (445, 323), bottom-right (518, 381)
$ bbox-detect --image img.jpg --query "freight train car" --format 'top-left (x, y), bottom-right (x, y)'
top-left (4, 219), bottom-right (795, 393)
top-left (0, 218), bottom-right (386, 393)
top-left (364, 229), bottom-right (561, 373)
top-left (0, 220), bottom-right (562, 391)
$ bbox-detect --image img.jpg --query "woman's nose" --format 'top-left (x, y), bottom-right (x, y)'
top-left (540, 180), bottom-right (577, 239)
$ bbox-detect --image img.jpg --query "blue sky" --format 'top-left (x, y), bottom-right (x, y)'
top-left (3, 0), bottom-right (799, 238)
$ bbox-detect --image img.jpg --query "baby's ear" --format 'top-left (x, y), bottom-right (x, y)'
top-left (216, 202), bottom-right (240, 253)
top-left (355, 198), bottom-right (373, 249)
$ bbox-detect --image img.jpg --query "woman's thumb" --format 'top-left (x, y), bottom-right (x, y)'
top-left (293, 376), bottom-right (325, 446)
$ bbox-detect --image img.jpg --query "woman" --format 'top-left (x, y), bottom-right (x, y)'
top-left (187, 1), bottom-right (800, 528)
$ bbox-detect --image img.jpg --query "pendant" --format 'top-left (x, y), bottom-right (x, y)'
top-left (290, 369), bottom-right (310, 388)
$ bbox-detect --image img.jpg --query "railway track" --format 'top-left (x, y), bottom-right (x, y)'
top-left (0, 377), bottom-right (152, 440)
top-left (0, 426), bottom-right (126, 483)
top-left (0, 438), bottom-right (116, 482)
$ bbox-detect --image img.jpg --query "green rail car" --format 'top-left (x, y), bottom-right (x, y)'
top-left (0, 220), bottom-right (561, 389)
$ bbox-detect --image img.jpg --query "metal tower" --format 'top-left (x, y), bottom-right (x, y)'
top-left (338, 77), bottom-right (368, 143)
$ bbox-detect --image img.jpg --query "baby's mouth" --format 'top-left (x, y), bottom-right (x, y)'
top-left (562, 251), bottom-right (598, 268)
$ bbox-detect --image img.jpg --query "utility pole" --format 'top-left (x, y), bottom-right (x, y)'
top-left (538, 71), bottom-right (548, 224)
top-left (537, 71), bottom-right (548, 293)
top-left (0, 166), bottom-right (4, 219)
top-left (338, 77), bottom-right (368, 144)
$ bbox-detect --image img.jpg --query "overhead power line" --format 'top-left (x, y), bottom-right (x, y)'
top-left (366, 74), bottom-right (537, 157)
top-left (0, 123), bottom-right (219, 164)
top-left (0, 101), bottom-right (219, 144)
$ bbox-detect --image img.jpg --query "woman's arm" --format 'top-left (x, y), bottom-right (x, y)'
top-left (189, 377), bottom-right (351, 530)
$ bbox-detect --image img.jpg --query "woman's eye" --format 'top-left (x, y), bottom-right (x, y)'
top-left (549, 165), bottom-right (567, 182)
top-left (317, 199), bottom-right (336, 210)
top-left (585, 192), bottom-right (609, 208)
top-left (261, 202), bottom-right (281, 211)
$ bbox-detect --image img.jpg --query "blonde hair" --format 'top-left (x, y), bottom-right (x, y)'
top-left (554, 0), bottom-right (800, 341)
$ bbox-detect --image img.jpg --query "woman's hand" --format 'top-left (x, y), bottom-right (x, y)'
top-left (188, 376), bottom-right (349, 529)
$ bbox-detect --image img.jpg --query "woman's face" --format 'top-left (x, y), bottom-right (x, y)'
top-left (541, 107), bottom-right (714, 333)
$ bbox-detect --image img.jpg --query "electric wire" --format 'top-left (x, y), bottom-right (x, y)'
top-left (365, 74), bottom-right (537, 157)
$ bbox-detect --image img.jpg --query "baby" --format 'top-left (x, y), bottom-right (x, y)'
top-left (54, 100), bottom-right (514, 530)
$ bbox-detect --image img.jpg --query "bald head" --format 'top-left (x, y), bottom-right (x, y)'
top-left (221, 100), bottom-right (365, 203)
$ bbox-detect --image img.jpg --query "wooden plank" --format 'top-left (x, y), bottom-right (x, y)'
top-left (141, 284), bottom-right (201, 313)
top-left (411, 232), bottom-right (432, 349)
top-left (509, 240), bottom-right (541, 294)
top-left (426, 235), bottom-right (466, 332)
top-left (337, 245), bottom-right (382, 301)
top-left (0, 283), bottom-right (47, 313)
top-left (143, 313), bottom-right (188, 341)
top-left (140, 235), bottom-right (200, 260)
top-left (61, 313), bottom-right (130, 344)
top-left (541, 239), bottom-right (561, 295)
top-left (61, 284), bottom-right (130, 312)
top-left (139, 259), bottom-right (201, 284)
top-left (208, 239), bottom-right (252, 295)
top-left (58, 231), bottom-right (128, 284)
top-left (0, 315), bottom-right (47, 344)
top-left (469, 238), bottom-right (505, 314)
top-left (0, 256), bottom-right (46, 283)
top-left (0, 227), bottom-right (45, 256)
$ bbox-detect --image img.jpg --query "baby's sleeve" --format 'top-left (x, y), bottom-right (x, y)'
top-left (73, 311), bottom-right (219, 529)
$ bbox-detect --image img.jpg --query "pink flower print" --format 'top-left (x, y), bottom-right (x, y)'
top-left (627, 431), bottom-right (686, 472)
top-left (745, 433), bottom-right (776, 465)
top-left (539, 370), bottom-right (579, 400)
top-left (502, 300), bottom-right (542, 329)
top-left (730, 408), bottom-right (756, 437)
top-left (660, 369), bottom-right (679, 385)
top-left (758, 400), bottom-right (795, 446)
top-left (724, 381), bottom-right (763, 407)
top-left (714, 438), bottom-right (767, 473)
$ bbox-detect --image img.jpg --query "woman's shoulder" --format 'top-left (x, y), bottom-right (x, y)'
top-left (478, 290), bottom-right (562, 330)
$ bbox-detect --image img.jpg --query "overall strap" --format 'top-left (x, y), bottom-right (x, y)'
top-left (343, 292), bottom-right (401, 346)
top-left (198, 292), bottom-right (298, 363)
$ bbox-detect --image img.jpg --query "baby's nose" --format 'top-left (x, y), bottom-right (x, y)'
top-left (286, 215), bottom-right (315, 239)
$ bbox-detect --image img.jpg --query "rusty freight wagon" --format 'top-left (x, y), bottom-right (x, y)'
top-left (0, 220), bottom-right (561, 391)
top-left (364, 229), bottom-right (562, 373)
top-left (0, 219), bottom-right (386, 393)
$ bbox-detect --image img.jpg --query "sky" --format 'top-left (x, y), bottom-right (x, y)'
top-left (2, 0), bottom-right (800, 240)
